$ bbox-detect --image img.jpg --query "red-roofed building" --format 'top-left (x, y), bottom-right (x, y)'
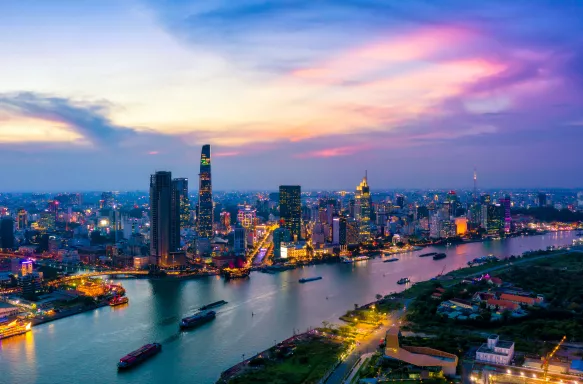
top-left (431, 292), bottom-right (442, 300)
top-left (435, 287), bottom-right (446, 293)
top-left (500, 293), bottom-right (536, 306)
top-left (487, 299), bottom-right (519, 312)
top-left (472, 292), bottom-right (495, 302)
top-left (490, 277), bottom-right (503, 286)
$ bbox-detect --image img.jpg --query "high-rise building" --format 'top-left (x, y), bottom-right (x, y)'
top-left (279, 185), bottom-right (301, 240)
top-left (17, 209), bottom-right (28, 230)
top-left (150, 171), bottom-right (173, 266)
top-left (537, 193), bottom-right (547, 207)
top-left (0, 218), bottom-right (15, 249)
top-left (499, 196), bottom-right (511, 233)
top-left (101, 192), bottom-right (115, 208)
top-left (332, 216), bottom-right (347, 245)
top-left (173, 178), bottom-right (190, 228)
top-left (395, 194), bottom-right (405, 208)
top-left (354, 173), bottom-right (371, 241)
top-left (170, 178), bottom-right (188, 252)
top-left (237, 204), bottom-right (257, 229)
top-left (233, 224), bottom-right (247, 256)
top-left (273, 227), bottom-right (291, 258)
top-left (197, 144), bottom-right (213, 239)
top-left (487, 204), bottom-right (503, 234)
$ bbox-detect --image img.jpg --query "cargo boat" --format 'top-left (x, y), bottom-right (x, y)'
top-left (109, 296), bottom-right (129, 306)
top-left (383, 258), bottom-right (399, 263)
top-left (299, 276), bottom-right (322, 283)
top-left (0, 320), bottom-right (31, 340)
top-left (199, 300), bottom-right (227, 311)
top-left (397, 278), bottom-right (410, 285)
top-left (432, 253), bottom-right (447, 260)
top-left (180, 310), bottom-right (216, 329)
top-left (117, 343), bottom-right (161, 370)
top-left (222, 268), bottom-right (251, 279)
top-left (419, 252), bottom-right (437, 257)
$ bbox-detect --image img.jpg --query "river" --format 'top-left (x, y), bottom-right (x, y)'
top-left (0, 231), bottom-right (578, 384)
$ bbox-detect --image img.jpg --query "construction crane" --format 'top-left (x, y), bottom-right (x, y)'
top-left (541, 335), bottom-right (566, 379)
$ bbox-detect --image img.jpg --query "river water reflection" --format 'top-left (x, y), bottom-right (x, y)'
top-left (0, 231), bottom-right (578, 384)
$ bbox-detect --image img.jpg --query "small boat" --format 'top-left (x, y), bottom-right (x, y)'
top-left (199, 300), bottom-right (227, 311)
top-left (299, 276), bottom-right (322, 283)
top-left (383, 258), bottom-right (399, 263)
top-left (109, 296), bottom-right (129, 306)
top-left (419, 252), bottom-right (437, 257)
top-left (180, 310), bottom-right (216, 329)
top-left (433, 253), bottom-right (447, 260)
top-left (117, 343), bottom-right (161, 370)
top-left (397, 278), bottom-right (410, 285)
top-left (0, 320), bottom-right (31, 340)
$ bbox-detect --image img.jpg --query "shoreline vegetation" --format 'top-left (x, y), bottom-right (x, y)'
top-left (217, 244), bottom-right (582, 383)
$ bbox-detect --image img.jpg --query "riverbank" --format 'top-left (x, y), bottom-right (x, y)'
top-left (31, 300), bottom-right (109, 326)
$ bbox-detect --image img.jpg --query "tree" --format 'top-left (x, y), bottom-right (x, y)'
top-left (376, 294), bottom-right (383, 301)
top-left (355, 304), bottom-right (359, 310)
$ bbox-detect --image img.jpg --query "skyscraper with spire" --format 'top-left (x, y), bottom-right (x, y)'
top-left (355, 172), bottom-right (371, 241)
top-left (197, 144), bottom-right (213, 240)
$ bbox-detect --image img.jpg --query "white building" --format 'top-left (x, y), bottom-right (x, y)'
top-left (476, 335), bottom-right (515, 365)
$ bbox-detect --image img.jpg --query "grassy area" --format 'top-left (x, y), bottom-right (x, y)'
top-left (228, 339), bottom-right (347, 384)
top-left (403, 252), bottom-right (583, 350)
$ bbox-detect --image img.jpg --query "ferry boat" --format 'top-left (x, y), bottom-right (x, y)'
top-left (341, 255), bottom-right (369, 263)
top-left (397, 278), bottom-right (410, 285)
top-left (383, 258), bottom-right (399, 263)
top-left (180, 310), bottom-right (216, 329)
top-left (0, 320), bottom-right (31, 340)
top-left (299, 276), bottom-right (322, 283)
top-left (109, 296), bottom-right (129, 306)
top-left (419, 252), bottom-right (437, 257)
top-left (433, 253), bottom-right (447, 260)
top-left (117, 343), bottom-right (162, 370)
top-left (199, 300), bottom-right (227, 311)
top-left (222, 268), bottom-right (251, 280)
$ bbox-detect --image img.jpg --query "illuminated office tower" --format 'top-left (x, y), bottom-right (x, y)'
top-left (499, 196), bottom-right (511, 233)
top-left (354, 173), bottom-right (371, 241)
top-left (150, 171), bottom-right (172, 266)
top-left (197, 144), bottom-right (213, 239)
top-left (171, 178), bottom-right (189, 252)
top-left (279, 185), bottom-right (301, 241)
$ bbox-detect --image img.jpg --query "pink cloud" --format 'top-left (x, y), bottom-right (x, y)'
top-left (295, 145), bottom-right (370, 158)
top-left (214, 151), bottom-right (240, 157)
top-left (148, 150), bottom-right (159, 155)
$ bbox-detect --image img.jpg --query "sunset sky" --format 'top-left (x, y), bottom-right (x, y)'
top-left (1, 0), bottom-right (582, 191)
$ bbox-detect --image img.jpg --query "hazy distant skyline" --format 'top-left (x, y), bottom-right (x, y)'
top-left (1, 1), bottom-right (583, 191)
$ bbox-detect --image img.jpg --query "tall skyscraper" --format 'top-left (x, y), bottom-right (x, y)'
top-left (0, 218), bottom-right (15, 249)
top-left (355, 173), bottom-right (371, 241)
top-left (332, 216), bottom-right (347, 245)
top-left (171, 178), bottom-right (188, 251)
top-left (279, 185), bottom-right (301, 240)
top-left (197, 144), bottom-right (213, 239)
top-left (150, 171), bottom-right (173, 266)
top-left (499, 196), bottom-right (511, 233)
top-left (174, 177), bottom-right (189, 223)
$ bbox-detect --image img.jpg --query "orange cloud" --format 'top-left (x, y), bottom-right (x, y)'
top-left (295, 144), bottom-right (370, 158)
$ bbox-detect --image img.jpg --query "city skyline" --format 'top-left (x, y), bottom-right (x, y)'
top-left (1, 1), bottom-right (583, 190)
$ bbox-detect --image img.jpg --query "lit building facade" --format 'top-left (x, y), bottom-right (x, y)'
top-left (197, 144), bottom-right (213, 239)
top-left (354, 173), bottom-right (371, 241)
top-left (273, 227), bottom-right (291, 258)
top-left (279, 185), bottom-right (301, 240)
top-left (237, 204), bottom-right (257, 230)
top-left (150, 171), bottom-right (172, 266)
top-left (476, 335), bottom-right (514, 365)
